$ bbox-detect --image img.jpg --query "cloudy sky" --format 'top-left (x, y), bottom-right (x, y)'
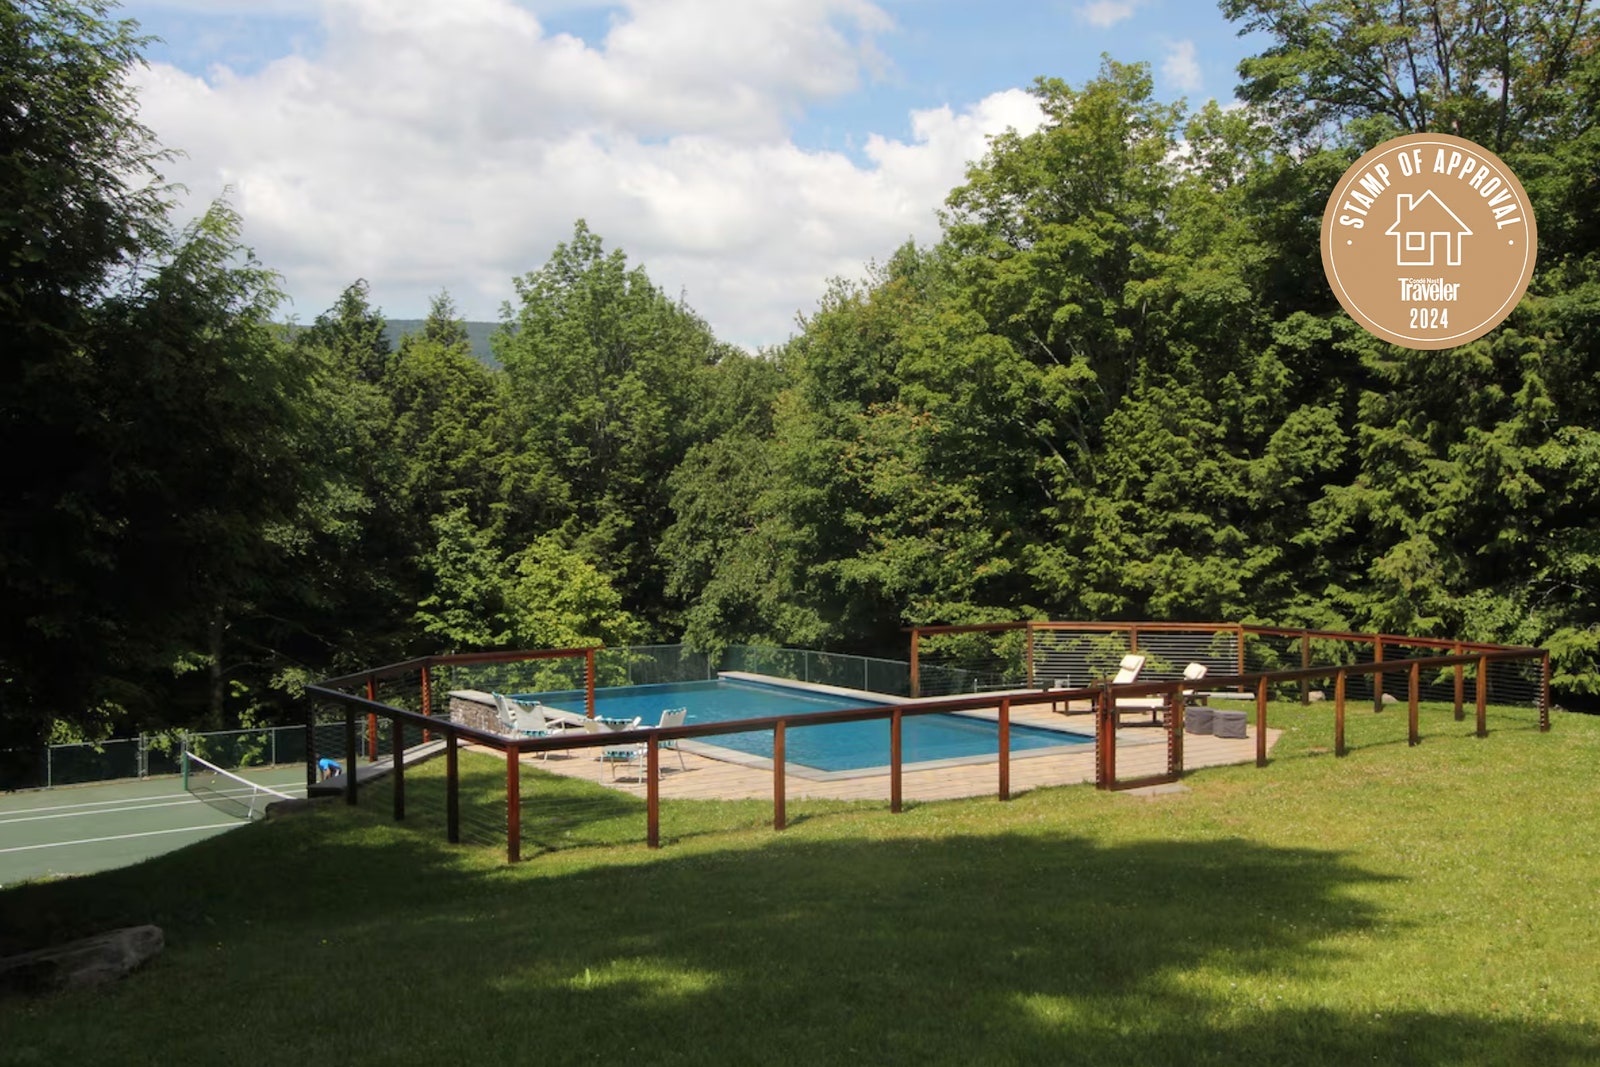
top-left (120, 0), bottom-right (1268, 348)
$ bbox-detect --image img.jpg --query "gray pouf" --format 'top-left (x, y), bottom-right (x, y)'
top-left (1184, 706), bottom-right (1214, 735)
top-left (1212, 710), bottom-right (1247, 739)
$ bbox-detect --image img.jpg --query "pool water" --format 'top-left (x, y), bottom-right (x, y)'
top-left (513, 677), bottom-right (1090, 774)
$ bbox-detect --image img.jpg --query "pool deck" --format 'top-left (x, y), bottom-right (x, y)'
top-left (502, 698), bottom-right (1282, 803)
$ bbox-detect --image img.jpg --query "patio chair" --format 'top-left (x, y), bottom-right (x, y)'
top-left (654, 707), bottom-right (688, 771)
top-left (582, 715), bottom-right (642, 737)
top-left (1115, 662), bottom-right (1208, 724)
top-left (599, 708), bottom-right (687, 781)
top-left (490, 693), bottom-right (521, 735)
top-left (583, 715), bottom-right (643, 767)
top-left (1111, 654), bottom-right (1146, 685)
top-left (504, 696), bottom-right (579, 757)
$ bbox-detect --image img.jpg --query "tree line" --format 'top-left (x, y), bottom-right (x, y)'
top-left (4, 0), bottom-right (1597, 755)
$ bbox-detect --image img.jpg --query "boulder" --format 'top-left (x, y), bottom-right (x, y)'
top-left (1307, 690), bottom-right (1326, 703)
top-left (0, 925), bottom-right (163, 997)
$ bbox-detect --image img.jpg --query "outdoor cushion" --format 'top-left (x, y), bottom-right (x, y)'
top-left (1212, 710), bottom-right (1248, 739)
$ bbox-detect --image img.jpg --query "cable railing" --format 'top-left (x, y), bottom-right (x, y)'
top-left (302, 625), bottom-right (1552, 864)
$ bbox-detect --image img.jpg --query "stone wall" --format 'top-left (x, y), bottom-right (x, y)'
top-left (447, 690), bottom-right (509, 737)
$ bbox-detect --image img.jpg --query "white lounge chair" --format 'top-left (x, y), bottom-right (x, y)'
top-left (1115, 662), bottom-right (1209, 723)
top-left (502, 696), bottom-right (580, 758)
top-left (1111, 654), bottom-right (1146, 685)
top-left (490, 693), bottom-right (521, 735)
top-left (510, 700), bottom-right (571, 737)
top-left (600, 708), bottom-right (687, 781)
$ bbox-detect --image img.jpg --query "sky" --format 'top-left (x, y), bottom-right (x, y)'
top-left (118, 0), bottom-right (1272, 348)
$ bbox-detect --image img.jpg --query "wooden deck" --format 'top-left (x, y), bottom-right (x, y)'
top-left (508, 702), bottom-right (1281, 803)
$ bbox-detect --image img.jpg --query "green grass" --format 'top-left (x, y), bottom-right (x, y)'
top-left (3, 701), bottom-right (1599, 1065)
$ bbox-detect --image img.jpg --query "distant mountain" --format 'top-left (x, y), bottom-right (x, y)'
top-left (382, 319), bottom-right (501, 368)
top-left (278, 318), bottom-right (503, 367)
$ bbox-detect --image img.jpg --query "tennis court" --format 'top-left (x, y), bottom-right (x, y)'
top-left (0, 758), bottom-right (308, 886)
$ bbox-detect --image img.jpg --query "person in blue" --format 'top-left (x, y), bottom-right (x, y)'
top-left (317, 757), bottom-right (343, 781)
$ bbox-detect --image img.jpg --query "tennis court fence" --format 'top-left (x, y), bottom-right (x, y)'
top-left (1, 722), bottom-right (359, 792)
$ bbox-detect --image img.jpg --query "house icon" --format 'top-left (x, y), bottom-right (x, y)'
top-left (1385, 190), bottom-right (1472, 267)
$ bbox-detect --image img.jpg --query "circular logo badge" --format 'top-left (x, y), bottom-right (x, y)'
top-left (1321, 133), bottom-right (1537, 350)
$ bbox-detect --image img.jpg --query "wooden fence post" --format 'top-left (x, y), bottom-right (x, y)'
top-left (1453, 643), bottom-right (1465, 720)
top-left (446, 734), bottom-right (459, 844)
top-left (890, 709), bottom-right (903, 813)
top-left (365, 675), bottom-right (379, 761)
top-left (506, 746), bottom-right (521, 864)
top-left (910, 630), bottom-right (921, 698)
top-left (646, 741), bottom-right (660, 849)
top-left (998, 698), bottom-right (1011, 801)
top-left (774, 721), bottom-right (787, 830)
top-left (1408, 661), bottom-right (1420, 747)
top-left (586, 648), bottom-right (596, 720)
top-left (1301, 631), bottom-right (1311, 706)
top-left (1373, 636), bottom-right (1385, 714)
top-left (1335, 670), bottom-right (1347, 757)
top-left (420, 664), bottom-right (432, 743)
top-left (1255, 676), bottom-right (1268, 768)
top-left (1541, 651), bottom-right (1552, 733)
top-left (392, 714), bottom-right (405, 822)
top-left (1169, 689), bottom-right (1185, 777)
top-left (1476, 655), bottom-right (1489, 738)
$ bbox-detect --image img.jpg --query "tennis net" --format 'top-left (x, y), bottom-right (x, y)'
top-left (182, 750), bottom-right (296, 821)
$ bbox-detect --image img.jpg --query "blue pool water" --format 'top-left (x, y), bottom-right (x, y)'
top-left (513, 678), bottom-right (1090, 773)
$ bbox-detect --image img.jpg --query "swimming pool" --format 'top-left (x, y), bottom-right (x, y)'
top-left (513, 677), bottom-right (1091, 775)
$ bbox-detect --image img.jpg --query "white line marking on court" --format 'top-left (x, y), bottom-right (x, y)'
top-left (0, 786), bottom-right (309, 827)
top-left (0, 797), bottom-right (210, 825)
top-left (0, 790), bottom-right (308, 825)
top-left (0, 824), bottom-right (239, 854)
top-left (3, 792), bottom-right (202, 814)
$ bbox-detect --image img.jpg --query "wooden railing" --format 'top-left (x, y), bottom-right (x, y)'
top-left (304, 632), bottom-right (1550, 863)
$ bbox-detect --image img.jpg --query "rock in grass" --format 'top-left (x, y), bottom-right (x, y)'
top-left (0, 925), bottom-right (163, 997)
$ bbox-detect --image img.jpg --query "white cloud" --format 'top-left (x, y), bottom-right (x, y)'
top-left (1162, 39), bottom-right (1202, 93)
top-left (1074, 1), bottom-right (1139, 28)
top-left (130, 0), bottom-right (1043, 347)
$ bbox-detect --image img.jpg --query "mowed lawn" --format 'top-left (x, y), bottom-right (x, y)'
top-left (3, 701), bottom-right (1598, 1065)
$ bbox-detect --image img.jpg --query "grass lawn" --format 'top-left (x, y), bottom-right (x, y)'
top-left (2, 701), bottom-right (1598, 1065)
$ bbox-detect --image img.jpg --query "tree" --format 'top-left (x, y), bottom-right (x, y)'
top-left (495, 221), bottom-right (736, 634)
top-left (1221, 0), bottom-right (1600, 690)
top-left (385, 292), bottom-right (510, 531)
top-left (1224, 0), bottom-right (1594, 151)
top-left (1, 0), bottom-right (170, 740)
top-left (414, 508), bottom-right (640, 651)
top-left (0, 2), bottom-right (355, 742)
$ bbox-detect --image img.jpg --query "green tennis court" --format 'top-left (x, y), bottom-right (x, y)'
top-left (0, 762), bottom-right (308, 887)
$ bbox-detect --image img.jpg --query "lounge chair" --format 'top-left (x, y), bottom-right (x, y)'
top-left (1115, 662), bottom-right (1209, 723)
top-left (1111, 654), bottom-right (1146, 685)
top-left (1049, 655), bottom-right (1144, 715)
top-left (654, 707), bottom-right (689, 771)
top-left (490, 693), bottom-right (521, 735)
top-left (600, 708), bottom-right (687, 781)
top-left (510, 700), bottom-right (573, 737)
top-left (502, 696), bottom-right (580, 758)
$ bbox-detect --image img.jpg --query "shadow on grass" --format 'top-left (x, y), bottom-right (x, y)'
top-left (390, 751), bottom-right (859, 857)
top-left (4, 808), bottom-right (1598, 1065)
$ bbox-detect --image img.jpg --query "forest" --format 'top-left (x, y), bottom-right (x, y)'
top-left (3, 0), bottom-right (1598, 755)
